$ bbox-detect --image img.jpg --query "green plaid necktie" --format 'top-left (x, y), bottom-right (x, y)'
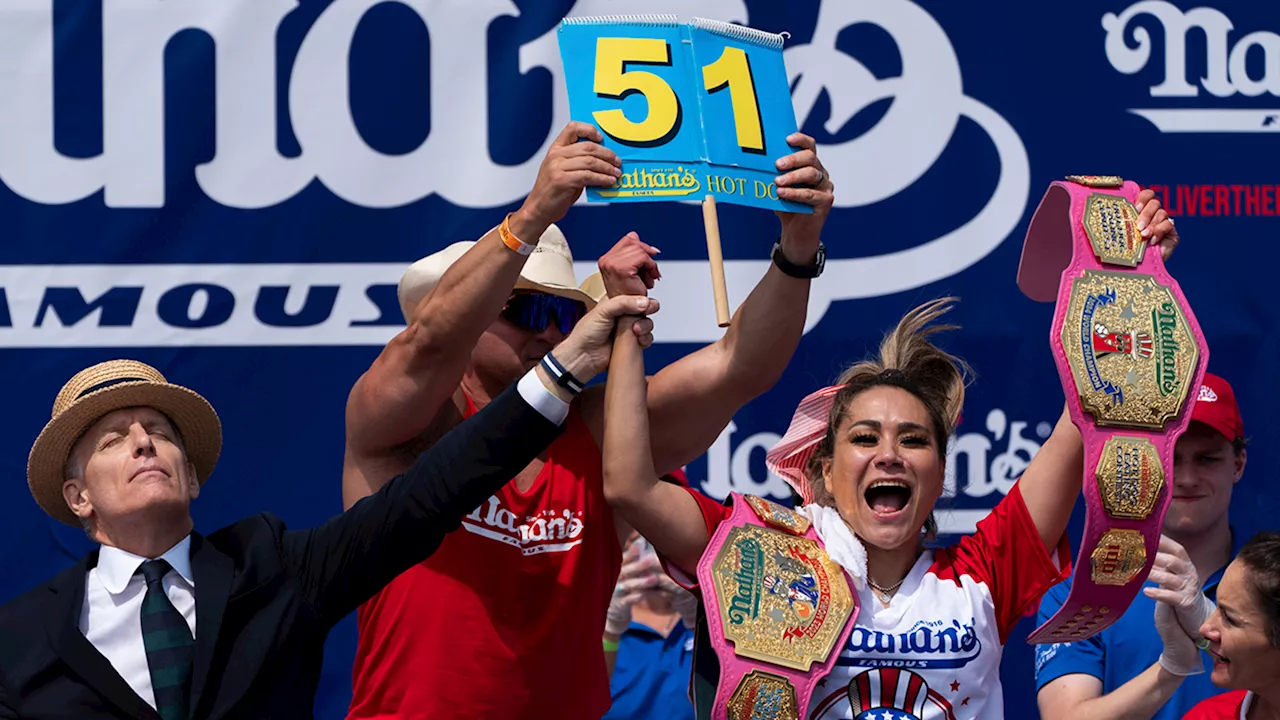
top-left (137, 559), bottom-right (193, 720)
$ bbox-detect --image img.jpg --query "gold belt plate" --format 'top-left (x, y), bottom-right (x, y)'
top-left (726, 670), bottom-right (799, 720)
top-left (1083, 193), bottom-right (1147, 267)
top-left (710, 524), bottom-right (854, 671)
top-left (1061, 270), bottom-right (1199, 429)
top-left (1090, 529), bottom-right (1148, 586)
top-left (745, 495), bottom-right (811, 535)
top-left (1066, 175), bottom-right (1124, 188)
top-left (1096, 436), bottom-right (1166, 520)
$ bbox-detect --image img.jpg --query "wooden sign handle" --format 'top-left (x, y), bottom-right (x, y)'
top-left (702, 195), bottom-right (731, 328)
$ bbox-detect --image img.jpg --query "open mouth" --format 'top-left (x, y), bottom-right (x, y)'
top-left (865, 480), bottom-right (912, 516)
top-left (1209, 649), bottom-right (1230, 665)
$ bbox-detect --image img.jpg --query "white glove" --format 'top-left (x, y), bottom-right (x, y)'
top-left (606, 539), bottom-right (665, 636)
top-left (1155, 600), bottom-right (1204, 676)
top-left (1144, 535), bottom-right (1216, 642)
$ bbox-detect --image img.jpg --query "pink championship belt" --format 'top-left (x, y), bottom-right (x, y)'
top-left (696, 494), bottom-right (859, 720)
top-left (1017, 176), bottom-right (1207, 644)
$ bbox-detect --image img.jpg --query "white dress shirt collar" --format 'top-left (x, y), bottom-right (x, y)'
top-left (95, 535), bottom-right (195, 595)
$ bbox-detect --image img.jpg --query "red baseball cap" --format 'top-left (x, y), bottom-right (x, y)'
top-left (1190, 372), bottom-right (1244, 443)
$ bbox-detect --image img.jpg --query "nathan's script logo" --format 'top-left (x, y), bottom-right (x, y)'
top-left (461, 496), bottom-right (585, 556)
top-left (1104, 1), bottom-right (1280, 133)
top-left (840, 619), bottom-right (982, 670)
top-left (1152, 302), bottom-right (1182, 396)
top-left (727, 535), bottom-right (765, 625)
top-left (599, 166), bottom-right (701, 199)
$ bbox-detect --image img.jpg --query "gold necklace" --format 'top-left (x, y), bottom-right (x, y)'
top-left (838, 515), bottom-right (908, 604)
top-left (868, 577), bottom-right (905, 604)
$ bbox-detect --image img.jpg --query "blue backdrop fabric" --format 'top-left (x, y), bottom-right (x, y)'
top-left (1, 1), bottom-right (1276, 718)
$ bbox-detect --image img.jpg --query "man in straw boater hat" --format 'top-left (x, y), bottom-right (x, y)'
top-left (342, 120), bottom-right (835, 719)
top-left (0, 289), bottom-right (659, 720)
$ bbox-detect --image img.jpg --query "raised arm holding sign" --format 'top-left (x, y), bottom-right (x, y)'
top-left (559, 15), bottom-right (818, 326)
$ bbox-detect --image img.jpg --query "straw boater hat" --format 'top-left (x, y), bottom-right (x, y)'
top-left (398, 223), bottom-right (605, 324)
top-left (27, 360), bottom-right (222, 526)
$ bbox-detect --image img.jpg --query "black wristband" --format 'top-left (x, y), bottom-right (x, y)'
top-left (541, 352), bottom-right (585, 395)
top-left (771, 239), bottom-right (825, 279)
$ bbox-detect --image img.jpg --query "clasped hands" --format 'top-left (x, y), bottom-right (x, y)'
top-left (1145, 535), bottom-right (1214, 676)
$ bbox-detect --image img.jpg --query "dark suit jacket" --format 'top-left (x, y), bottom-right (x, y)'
top-left (0, 383), bottom-right (563, 719)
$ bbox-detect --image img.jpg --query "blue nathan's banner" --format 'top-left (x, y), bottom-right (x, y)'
top-left (558, 15), bottom-right (808, 212)
top-left (1, 1), bottom-right (1277, 718)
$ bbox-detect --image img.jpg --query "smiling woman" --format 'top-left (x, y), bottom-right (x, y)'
top-left (798, 300), bottom-right (968, 563)
top-left (603, 297), bottom-right (1088, 719)
top-left (1182, 532), bottom-right (1280, 719)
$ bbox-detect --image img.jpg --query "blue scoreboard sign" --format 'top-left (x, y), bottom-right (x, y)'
top-left (559, 15), bottom-right (809, 213)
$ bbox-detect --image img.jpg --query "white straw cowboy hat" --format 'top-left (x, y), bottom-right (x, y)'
top-left (28, 360), bottom-right (222, 526)
top-left (397, 223), bottom-right (605, 323)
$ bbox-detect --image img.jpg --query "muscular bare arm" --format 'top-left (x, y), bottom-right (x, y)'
top-left (582, 133), bottom-right (835, 476)
top-left (343, 122), bottom-right (622, 508)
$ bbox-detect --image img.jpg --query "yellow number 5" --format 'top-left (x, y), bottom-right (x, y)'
top-left (593, 38), bottom-right (682, 147)
top-left (702, 46), bottom-right (765, 154)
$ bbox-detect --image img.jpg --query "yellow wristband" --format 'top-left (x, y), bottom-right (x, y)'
top-left (500, 214), bottom-right (536, 256)
top-left (602, 638), bottom-right (620, 653)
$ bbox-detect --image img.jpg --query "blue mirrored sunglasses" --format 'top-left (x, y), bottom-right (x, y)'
top-left (501, 292), bottom-right (587, 335)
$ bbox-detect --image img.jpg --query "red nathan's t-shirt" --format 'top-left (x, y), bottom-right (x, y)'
top-left (671, 482), bottom-right (1071, 720)
top-left (347, 395), bottom-right (619, 720)
top-left (1183, 690), bottom-right (1254, 719)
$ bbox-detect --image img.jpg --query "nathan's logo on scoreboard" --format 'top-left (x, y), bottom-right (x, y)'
top-left (1104, 1), bottom-right (1280, 133)
top-left (599, 166), bottom-right (702, 199)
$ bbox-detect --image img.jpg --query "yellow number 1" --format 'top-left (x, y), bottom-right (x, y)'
top-left (593, 38), bottom-right (682, 147)
top-left (702, 46), bottom-right (764, 154)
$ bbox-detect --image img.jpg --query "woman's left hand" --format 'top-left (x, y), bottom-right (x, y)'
top-left (1135, 189), bottom-right (1179, 262)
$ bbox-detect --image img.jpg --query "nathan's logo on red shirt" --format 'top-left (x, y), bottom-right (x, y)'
top-left (461, 496), bottom-right (585, 556)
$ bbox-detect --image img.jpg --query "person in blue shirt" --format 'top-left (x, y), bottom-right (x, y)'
top-left (1035, 372), bottom-right (1248, 720)
top-left (603, 531), bottom-right (698, 720)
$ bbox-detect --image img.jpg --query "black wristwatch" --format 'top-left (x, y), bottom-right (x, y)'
top-left (771, 239), bottom-right (825, 279)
